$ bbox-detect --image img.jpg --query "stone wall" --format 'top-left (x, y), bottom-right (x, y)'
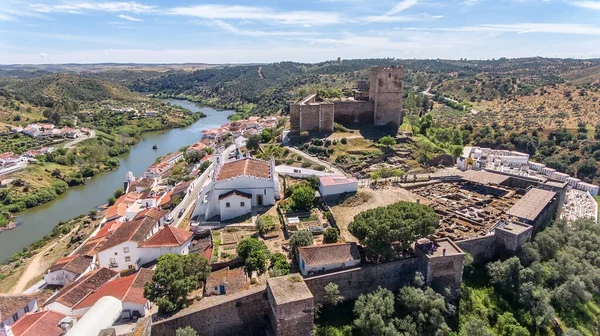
top-left (332, 101), bottom-right (374, 125)
top-left (455, 235), bottom-right (498, 263)
top-left (370, 66), bottom-right (404, 127)
top-left (289, 104), bottom-right (301, 133)
top-left (152, 286), bottom-right (270, 336)
top-left (304, 257), bottom-right (420, 305)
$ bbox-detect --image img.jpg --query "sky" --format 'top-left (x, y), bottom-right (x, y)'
top-left (0, 0), bottom-right (600, 64)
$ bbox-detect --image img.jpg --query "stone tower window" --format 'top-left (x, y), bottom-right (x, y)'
top-left (389, 73), bottom-right (391, 78)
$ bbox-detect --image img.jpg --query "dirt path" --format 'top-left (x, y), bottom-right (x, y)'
top-left (284, 146), bottom-right (344, 175)
top-left (12, 242), bottom-right (57, 293)
top-left (330, 187), bottom-right (421, 243)
top-left (258, 66), bottom-right (264, 79)
top-left (11, 225), bottom-right (80, 293)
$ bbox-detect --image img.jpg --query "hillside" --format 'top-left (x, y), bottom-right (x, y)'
top-left (0, 74), bottom-right (142, 108)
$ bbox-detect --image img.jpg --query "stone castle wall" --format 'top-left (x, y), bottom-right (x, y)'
top-left (304, 257), bottom-right (420, 305)
top-left (151, 286), bottom-right (270, 336)
top-left (455, 235), bottom-right (498, 263)
top-left (332, 101), bottom-right (374, 125)
top-left (371, 66), bottom-right (404, 127)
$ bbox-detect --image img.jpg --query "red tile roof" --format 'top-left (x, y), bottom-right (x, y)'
top-left (73, 268), bottom-right (152, 310)
top-left (48, 255), bottom-right (92, 276)
top-left (0, 295), bottom-right (36, 322)
top-left (10, 310), bottom-right (69, 336)
top-left (140, 225), bottom-right (193, 248)
top-left (76, 236), bottom-right (107, 257)
top-left (216, 158), bottom-right (270, 181)
top-left (158, 189), bottom-right (173, 207)
top-left (94, 220), bottom-right (122, 239)
top-left (106, 192), bottom-right (141, 219)
top-left (298, 242), bottom-right (361, 267)
top-left (46, 268), bottom-right (118, 309)
top-left (99, 217), bottom-right (158, 251)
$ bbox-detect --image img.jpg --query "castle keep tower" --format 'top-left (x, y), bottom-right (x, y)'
top-left (369, 66), bottom-right (404, 127)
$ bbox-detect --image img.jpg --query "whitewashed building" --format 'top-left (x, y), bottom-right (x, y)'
top-left (0, 295), bottom-right (40, 336)
top-left (192, 158), bottom-right (280, 221)
top-left (44, 255), bottom-right (94, 287)
top-left (319, 176), bottom-right (358, 197)
top-left (298, 243), bottom-right (361, 276)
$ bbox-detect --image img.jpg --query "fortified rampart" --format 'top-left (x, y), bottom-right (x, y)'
top-left (151, 238), bottom-right (467, 336)
top-left (290, 66), bottom-right (404, 133)
top-left (456, 221), bottom-right (533, 263)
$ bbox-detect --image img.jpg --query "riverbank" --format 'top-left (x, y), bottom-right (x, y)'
top-left (148, 93), bottom-right (253, 121)
top-left (0, 101), bottom-right (234, 262)
top-left (0, 106), bottom-right (205, 231)
top-left (0, 210), bottom-right (103, 293)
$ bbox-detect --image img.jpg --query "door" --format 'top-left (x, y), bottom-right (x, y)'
top-left (219, 285), bottom-right (226, 295)
top-left (257, 194), bottom-right (263, 206)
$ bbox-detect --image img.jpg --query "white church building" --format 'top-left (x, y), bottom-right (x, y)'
top-left (193, 157), bottom-right (280, 221)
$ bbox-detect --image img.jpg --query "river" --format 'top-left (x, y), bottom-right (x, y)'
top-left (0, 100), bottom-right (233, 262)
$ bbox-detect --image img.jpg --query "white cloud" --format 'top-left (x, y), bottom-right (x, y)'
top-left (38, 52), bottom-right (47, 60)
top-left (167, 4), bottom-right (343, 25)
top-left (29, 2), bottom-right (156, 14)
top-left (571, 1), bottom-right (600, 9)
top-left (210, 20), bottom-right (315, 37)
top-left (405, 23), bottom-right (600, 35)
top-left (118, 14), bottom-right (142, 21)
top-left (0, 12), bottom-right (14, 21)
top-left (364, 0), bottom-right (420, 24)
top-left (363, 13), bottom-right (443, 22)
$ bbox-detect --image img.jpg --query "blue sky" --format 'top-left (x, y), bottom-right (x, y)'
top-left (0, 0), bottom-right (599, 64)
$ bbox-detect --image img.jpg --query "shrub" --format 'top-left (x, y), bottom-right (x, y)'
top-left (323, 227), bottom-right (339, 244)
top-left (290, 185), bottom-right (315, 211)
top-left (340, 138), bottom-right (347, 144)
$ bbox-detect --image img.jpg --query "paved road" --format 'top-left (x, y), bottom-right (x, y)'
top-left (284, 146), bottom-right (345, 175)
top-left (63, 130), bottom-right (96, 148)
top-left (173, 166), bottom-right (214, 228)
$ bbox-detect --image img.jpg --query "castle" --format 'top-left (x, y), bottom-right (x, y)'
top-left (290, 66), bottom-right (404, 133)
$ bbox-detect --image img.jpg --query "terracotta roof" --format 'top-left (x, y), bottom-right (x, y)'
top-left (106, 192), bottom-right (141, 219)
top-left (216, 158), bottom-right (270, 181)
top-left (298, 242), bottom-right (361, 267)
top-left (218, 190), bottom-right (252, 200)
top-left (205, 267), bottom-right (248, 295)
top-left (10, 310), bottom-right (68, 336)
top-left (172, 181), bottom-right (192, 195)
top-left (0, 295), bottom-right (36, 321)
top-left (46, 268), bottom-right (118, 308)
top-left (319, 176), bottom-right (358, 187)
top-left (48, 255), bottom-right (92, 276)
top-left (187, 142), bottom-right (207, 152)
top-left (76, 236), bottom-right (107, 257)
top-left (140, 225), bottom-right (193, 248)
top-left (130, 178), bottom-right (154, 192)
top-left (158, 190), bottom-right (173, 207)
top-left (73, 268), bottom-right (152, 310)
top-left (94, 220), bottom-right (122, 239)
top-left (99, 216), bottom-right (159, 251)
top-left (134, 208), bottom-right (168, 221)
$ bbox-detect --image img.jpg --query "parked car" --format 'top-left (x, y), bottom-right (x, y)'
top-left (165, 216), bottom-right (174, 224)
top-left (178, 209), bottom-right (185, 218)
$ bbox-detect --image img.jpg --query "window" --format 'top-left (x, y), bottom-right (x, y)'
top-left (109, 258), bottom-right (117, 267)
top-left (264, 189), bottom-right (266, 195)
top-left (24, 306), bottom-right (29, 313)
top-left (13, 313), bottom-right (19, 323)
top-left (240, 202), bottom-right (245, 207)
top-left (125, 256), bottom-right (131, 262)
top-left (114, 252), bottom-right (118, 256)
top-left (388, 73), bottom-right (391, 78)
top-left (123, 247), bottom-right (129, 253)
top-left (226, 202), bottom-right (231, 208)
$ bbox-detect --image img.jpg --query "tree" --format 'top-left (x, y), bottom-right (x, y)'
top-left (290, 185), bottom-right (315, 211)
top-left (495, 312), bottom-right (529, 336)
top-left (323, 282), bottom-right (344, 306)
top-left (378, 135), bottom-right (396, 147)
top-left (397, 285), bottom-right (449, 335)
top-left (460, 318), bottom-right (494, 336)
top-left (144, 254), bottom-right (211, 314)
top-left (186, 150), bottom-right (204, 164)
top-left (353, 287), bottom-right (401, 336)
top-left (289, 230), bottom-right (313, 259)
top-left (176, 326), bottom-right (198, 336)
top-left (113, 188), bottom-right (124, 198)
top-left (348, 201), bottom-right (440, 261)
top-left (237, 238), bottom-right (270, 273)
top-left (260, 128), bottom-right (274, 143)
top-left (269, 253), bottom-right (290, 276)
top-left (577, 159), bottom-right (597, 179)
top-left (246, 135), bottom-right (261, 152)
top-left (323, 227), bottom-right (339, 244)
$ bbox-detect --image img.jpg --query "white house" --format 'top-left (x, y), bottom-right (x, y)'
top-left (0, 295), bottom-right (39, 336)
top-left (96, 210), bottom-right (168, 272)
top-left (71, 269), bottom-right (153, 318)
top-left (138, 225), bottom-right (193, 262)
top-left (576, 182), bottom-right (600, 197)
top-left (192, 158), bottom-right (280, 222)
top-left (298, 243), bottom-right (361, 276)
top-left (319, 176), bottom-right (358, 197)
top-left (44, 255), bottom-right (94, 287)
